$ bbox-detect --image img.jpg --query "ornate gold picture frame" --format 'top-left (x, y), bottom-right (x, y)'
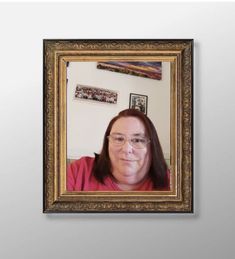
top-left (43, 39), bottom-right (193, 213)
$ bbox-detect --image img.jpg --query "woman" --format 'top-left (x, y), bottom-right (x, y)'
top-left (67, 109), bottom-right (170, 191)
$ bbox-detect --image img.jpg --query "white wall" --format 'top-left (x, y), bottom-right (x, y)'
top-left (1, 2), bottom-right (235, 259)
top-left (67, 61), bottom-right (170, 159)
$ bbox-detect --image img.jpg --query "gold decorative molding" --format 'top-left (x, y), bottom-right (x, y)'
top-left (43, 39), bottom-right (193, 213)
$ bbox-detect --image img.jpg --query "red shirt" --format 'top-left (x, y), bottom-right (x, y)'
top-left (67, 156), bottom-right (155, 191)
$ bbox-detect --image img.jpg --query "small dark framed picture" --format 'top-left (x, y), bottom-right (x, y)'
top-left (129, 93), bottom-right (148, 115)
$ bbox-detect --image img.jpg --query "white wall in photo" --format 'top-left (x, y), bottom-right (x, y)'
top-left (67, 61), bottom-right (170, 159)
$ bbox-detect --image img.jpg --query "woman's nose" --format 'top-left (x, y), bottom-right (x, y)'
top-left (121, 139), bottom-right (133, 153)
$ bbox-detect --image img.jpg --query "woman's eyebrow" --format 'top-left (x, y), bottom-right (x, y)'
top-left (110, 131), bottom-right (146, 137)
top-left (110, 132), bottom-right (124, 135)
top-left (132, 133), bottom-right (146, 137)
top-left (110, 132), bottom-right (146, 136)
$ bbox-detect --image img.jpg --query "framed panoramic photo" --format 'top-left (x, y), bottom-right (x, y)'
top-left (43, 39), bottom-right (193, 213)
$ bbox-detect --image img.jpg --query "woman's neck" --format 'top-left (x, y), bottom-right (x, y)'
top-left (116, 177), bottom-right (149, 191)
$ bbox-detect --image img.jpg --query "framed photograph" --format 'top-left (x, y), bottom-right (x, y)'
top-left (129, 93), bottom-right (148, 115)
top-left (75, 84), bottom-right (117, 104)
top-left (43, 39), bottom-right (193, 213)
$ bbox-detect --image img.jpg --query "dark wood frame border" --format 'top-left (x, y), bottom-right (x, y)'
top-left (43, 39), bottom-right (193, 213)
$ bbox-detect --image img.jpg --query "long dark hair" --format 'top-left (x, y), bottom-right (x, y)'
top-left (92, 109), bottom-right (169, 189)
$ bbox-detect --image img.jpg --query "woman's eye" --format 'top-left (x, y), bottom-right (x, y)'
top-left (132, 138), bottom-right (144, 143)
top-left (115, 137), bottom-right (124, 142)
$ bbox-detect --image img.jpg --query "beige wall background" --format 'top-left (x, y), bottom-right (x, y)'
top-left (0, 2), bottom-right (235, 259)
top-left (67, 61), bottom-right (170, 159)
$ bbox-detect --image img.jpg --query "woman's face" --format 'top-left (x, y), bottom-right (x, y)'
top-left (108, 116), bottom-right (151, 190)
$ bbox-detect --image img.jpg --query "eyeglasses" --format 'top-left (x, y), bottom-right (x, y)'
top-left (107, 134), bottom-right (150, 149)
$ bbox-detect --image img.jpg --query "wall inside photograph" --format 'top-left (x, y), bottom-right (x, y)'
top-left (67, 61), bottom-right (170, 160)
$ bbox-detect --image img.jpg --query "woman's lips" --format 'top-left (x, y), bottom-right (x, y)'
top-left (120, 158), bottom-right (137, 163)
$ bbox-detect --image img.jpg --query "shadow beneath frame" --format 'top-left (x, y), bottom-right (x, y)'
top-left (45, 211), bottom-right (199, 222)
